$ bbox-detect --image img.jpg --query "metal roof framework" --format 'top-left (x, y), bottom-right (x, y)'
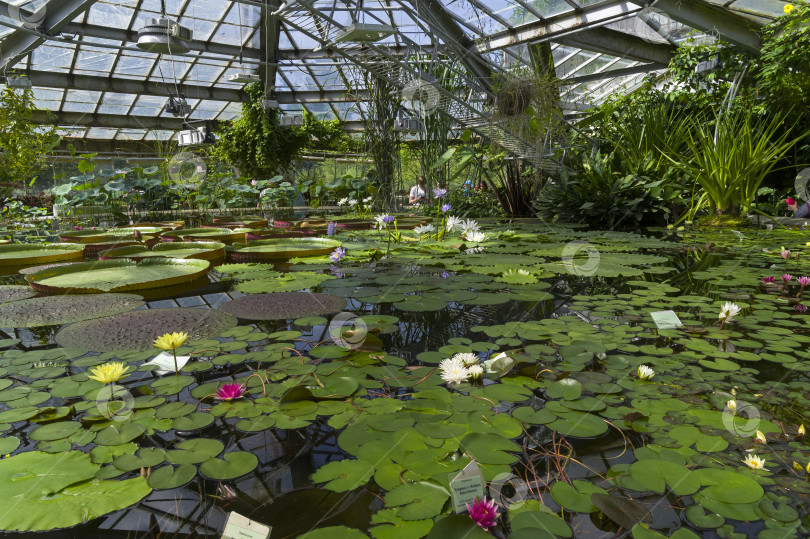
top-left (0, 0), bottom-right (791, 146)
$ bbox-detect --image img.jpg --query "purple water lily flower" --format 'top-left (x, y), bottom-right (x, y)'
top-left (440, 271), bottom-right (450, 278)
top-left (441, 204), bottom-right (452, 212)
top-left (434, 188), bottom-right (447, 199)
top-left (330, 247), bottom-right (346, 264)
top-left (796, 303), bottom-right (808, 313)
top-left (327, 221), bottom-right (337, 236)
top-left (382, 215), bottom-right (395, 224)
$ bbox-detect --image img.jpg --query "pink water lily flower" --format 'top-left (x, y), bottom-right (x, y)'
top-left (214, 382), bottom-right (247, 401)
top-left (783, 274), bottom-right (793, 283)
top-left (796, 303), bottom-right (808, 313)
top-left (762, 276), bottom-right (775, 284)
top-left (781, 249), bottom-right (792, 260)
top-left (798, 276), bottom-right (810, 289)
top-left (466, 497), bottom-right (499, 531)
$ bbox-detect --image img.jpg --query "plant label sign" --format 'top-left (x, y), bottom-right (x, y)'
top-left (221, 512), bottom-right (271, 539)
top-left (650, 310), bottom-right (683, 330)
top-left (450, 460), bottom-right (486, 513)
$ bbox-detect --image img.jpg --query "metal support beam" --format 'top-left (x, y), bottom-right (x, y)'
top-left (651, 0), bottom-right (761, 53)
top-left (474, 1), bottom-right (644, 53)
top-left (560, 62), bottom-right (664, 85)
top-left (261, 0), bottom-right (282, 98)
top-left (22, 70), bottom-right (364, 103)
top-left (410, 0), bottom-right (493, 91)
top-left (0, 0), bottom-right (97, 71)
top-left (30, 110), bottom-right (366, 132)
top-left (557, 26), bottom-right (676, 65)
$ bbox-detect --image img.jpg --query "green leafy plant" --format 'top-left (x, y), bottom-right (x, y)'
top-left (669, 110), bottom-right (802, 218)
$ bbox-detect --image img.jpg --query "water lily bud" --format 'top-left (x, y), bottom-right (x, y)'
top-left (731, 387), bottom-right (737, 396)
top-left (755, 430), bottom-right (767, 444)
top-left (799, 424), bottom-right (806, 436)
top-left (794, 461), bottom-right (804, 472)
top-left (807, 462), bottom-right (810, 474)
top-left (727, 400), bottom-right (737, 414)
top-left (468, 365), bottom-right (484, 379)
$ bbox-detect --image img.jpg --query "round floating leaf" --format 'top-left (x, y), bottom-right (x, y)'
top-left (147, 464), bottom-right (197, 490)
top-left (0, 243), bottom-right (84, 267)
top-left (550, 480), bottom-right (607, 513)
top-left (510, 511), bottom-right (572, 537)
top-left (384, 481), bottom-right (450, 520)
top-left (166, 438), bottom-right (224, 465)
top-left (93, 423), bottom-right (147, 446)
top-left (0, 450), bottom-right (98, 497)
top-left (0, 285), bottom-right (37, 304)
top-left (29, 421), bottom-right (83, 442)
top-left (113, 448), bottom-right (166, 471)
top-left (0, 436), bottom-right (20, 454)
top-left (547, 411), bottom-right (608, 438)
top-left (28, 258), bottom-right (210, 294)
top-left (0, 475), bottom-right (151, 532)
top-left (228, 237), bottom-right (343, 262)
top-left (172, 412), bottom-right (214, 432)
top-left (459, 433), bottom-right (521, 465)
top-left (219, 293), bottom-right (347, 320)
top-left (299, 526), bottom-right (368, 539)
top-left (425, 515), bottom-right (490, 538)
top-left (199, 451), bottom-right (258, 480)
top-left (590, 493), bottom-right (652, 530)
top-left (0, 293), bottom-right (144, 328)
top-left (312, 459), bottom-right (375, 492)
top-left (55, 308), bottom-right (237, 351)
top-left (546, 379), bottom-right (583, 400)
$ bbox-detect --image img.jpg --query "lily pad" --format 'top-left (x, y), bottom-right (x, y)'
top-left (0, 293), bottom-right (144, 328)
top-left (55, 308), bottom-right (237, 351)
top-left (199, 451), bottom-right (258, 480)
top-left (28, 258), bottom-right (210, 294)
top-left (0, 243), bottom-right (85, 267)
top-left (219, 293), bottom-right (346, 320)
top-left (228, 238), bottom-right (343, 262)
top-left (311, 459), bottom-right (375, 492)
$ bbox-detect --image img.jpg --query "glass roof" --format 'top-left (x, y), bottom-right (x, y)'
top-left (0, 0), bottom-right (791, 144)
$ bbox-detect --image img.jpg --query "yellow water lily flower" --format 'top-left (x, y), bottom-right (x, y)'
top-left (806, 462), bottom-right (810, 473)
top-left (799, 424), bottom-right (806, 436)
top-left (153, 332), bottom-right (189, 351)
top-left (785, 4), bottom-right (794, 14)
top-left (727, 400), bottom-right (737, 414)
top-left (742, 454), bottom-right (766, 470)
top-left (794, 461), bottom-right (803, 472)
top-left (87, 362), bottom-right (131, 384)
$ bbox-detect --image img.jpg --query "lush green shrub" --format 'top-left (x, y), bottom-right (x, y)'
top-left (534, 152), bottom-right (680, 229)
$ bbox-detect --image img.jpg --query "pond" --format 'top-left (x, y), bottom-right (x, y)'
top-left (0, 219), bottom-right (808, 539)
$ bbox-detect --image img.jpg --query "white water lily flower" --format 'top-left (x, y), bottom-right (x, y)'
top-left (348, 198), bottom-right (358, 206)
top-left (637, 365), bottom-right (655, 380)
top-left (445, 216), bottom-right (462, 232)
top-left (439, 357), bottom-right (469, 385)
top-left (363, 196), bottom-right (373, 203)
top-left (337, 197), bottom-right (348, 206)
top-left (459, 219), bottom-right (480, 236)
top-left (465, 231), bottom-right (488, 243)
top-left (755, 430), bottom-right (767, 444)
top-left (742, 454), bottom-right (767, 470)
top-left (413, 224), bottom-right (435, 235)
top-left (373, 214), bottom-right (389, 231)
top-left (718, 302), bottom-right (741, 322)
top-left (452, 352), bottom-right (479, 367)
top-left (503, 269), bottom-right (531, 277)
top-left (727, 400), bottom-right (737, 414)
top-left (468, 365), bottom-right (484, 379)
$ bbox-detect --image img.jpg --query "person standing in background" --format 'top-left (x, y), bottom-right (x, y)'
top-left (409, 175), bottom-right (426, 205)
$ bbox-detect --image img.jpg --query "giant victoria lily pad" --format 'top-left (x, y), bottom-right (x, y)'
top-left (219, 292), bottom-right (347, 320)
top-left (59, 228), bottom-right (163, 243)
top-left (227, 238), bottom-right (342, 262)
top-left (161, 227), bottom-right (246, 244)
top-left (0, 285), bottom-right (37, 303)
top-left (0, 293), bottom-right (144, 327)
top-left (55, 307), bottom-right (237, 351)
top-left (27, 258), bottom-right (210, 293)
top-left (99, 242), bottom-right (226, 261)
top-left (0, 243), bottom-right (85, 267)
